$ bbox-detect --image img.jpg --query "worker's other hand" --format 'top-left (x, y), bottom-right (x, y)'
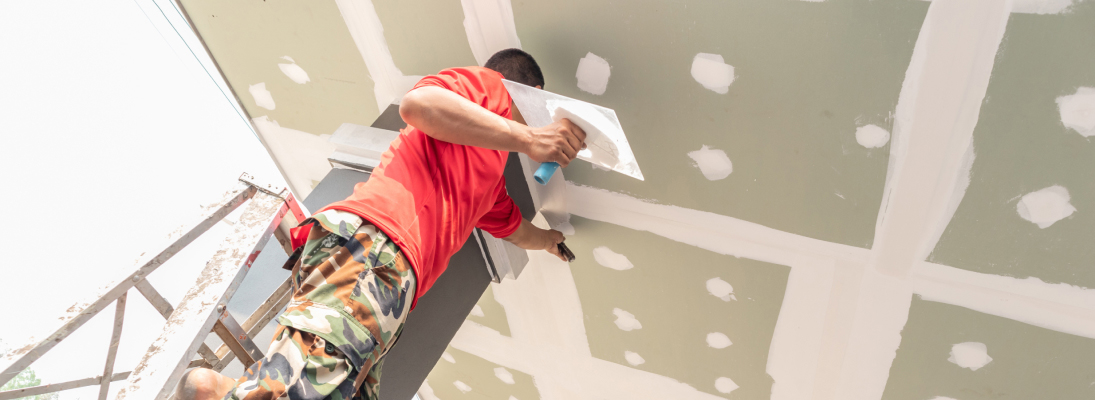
top-left (524, 118), bottom-right (587, 168)
top-left (502, 219), bottom-right (568, 262)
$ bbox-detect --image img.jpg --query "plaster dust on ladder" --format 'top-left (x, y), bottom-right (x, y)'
top-left (0, 174), bottom-right (308, 400)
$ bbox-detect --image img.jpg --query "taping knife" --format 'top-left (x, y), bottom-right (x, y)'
top-left (502, 80), bottom-right (644, 184)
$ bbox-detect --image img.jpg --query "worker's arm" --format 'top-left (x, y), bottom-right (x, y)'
top-left (502, 219), bottom-right (568, 261)
top-left (399, 86), bottom-right (587, 167)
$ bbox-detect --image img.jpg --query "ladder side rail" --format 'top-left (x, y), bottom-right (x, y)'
top-left (210, 276), bottom-right (293, 371)
top-left (208, 191), bottom-right (302, 371)
top-left (97, 293), bottom-right (127, 400)
top-left (0, 372), bottom-right (129, 400)
top-left (115, 190), bottom-right (289, 400)
top-left (0, 183), bottom-right (257, 386)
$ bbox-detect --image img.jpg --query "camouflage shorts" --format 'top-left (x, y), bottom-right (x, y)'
top-left (227, 210), bottom-right (416, 400)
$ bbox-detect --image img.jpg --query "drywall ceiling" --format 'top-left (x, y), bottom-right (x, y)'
top-left (179, 0), bottom-right (1095, 398)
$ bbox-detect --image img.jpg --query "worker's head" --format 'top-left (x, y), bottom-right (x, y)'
top-left (486, 48), bottom-right (544, 89)
top-left (486, 48), bottom-right (543, 125)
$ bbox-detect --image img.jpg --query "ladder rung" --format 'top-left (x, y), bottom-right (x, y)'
top-left (114, 190), bottom-right (289, 400)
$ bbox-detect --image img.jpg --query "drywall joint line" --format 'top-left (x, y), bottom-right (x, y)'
top-left (460, 0), bottom-right (523, 66)
top-left (869, 0), bottom-right (1011, 277)
top-left (836, 0), bottom-right (1013, 399)
top-left (767, 258), bottom-right (837, 400)
top-left (565, 182), bottom-right (870, 266)
top-left (911, 262), bottom-right (1095, 339)
top-left (335, 0), bottom-right (418, 112)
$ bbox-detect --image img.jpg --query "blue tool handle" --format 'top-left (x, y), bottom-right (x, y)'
top-left (534, 162), bottom-right (560, 185)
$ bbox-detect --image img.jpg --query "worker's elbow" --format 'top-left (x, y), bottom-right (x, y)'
top-left (399, 89), bottom-right (426, 125)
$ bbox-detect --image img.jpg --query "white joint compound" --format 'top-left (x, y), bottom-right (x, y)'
top-left (624, 350), bottom-right (646, 366)
top-left (706, 332), bottom-right (732, 349)
top-left (691, 53), bottom-right (735, 94)
top-left (688, 145), bottom-right (733, 180)
top-left (593, 246), bottom-right (634, 271)
top-left (706, 277), bottom-right (736, 301)
top-left (612, 308), bottom-right (642, 331)
top-left (494, 367), bottom-right (515, 384)
top-left (278, 57), bottom-right (311, 84)
top-left (453, 380), bottom-right (472, 393)
top-left (248, 82), bottom-right (276, 110)
top-left (1017, 185), bottom-right (1077, 229)
top-left (576, 52), bottom-right (611, 95)
top-left (714, 377), bottom-right (739, 394)
top-left (948, 341), bottom-right (993, 371)
top-left (1056, 87), bottom-right (1095, 137)
top-left (855, 124), bottom-right (891, 148)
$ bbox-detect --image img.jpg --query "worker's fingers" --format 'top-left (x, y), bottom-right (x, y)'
top-left (559, 118), bottom-right (587, 142)
top-left (558, 119), bottom-right (586, 154)
top-left (551, 139), bottom-right (577, 167)
top-left (547, 229), bottom-right (565, 245)
top-left (558, 141), bottom-right (578, 163)
top-left (553, 149), bottom-right (570, 167)
top-left (546, 243), bottom-right (566, 261)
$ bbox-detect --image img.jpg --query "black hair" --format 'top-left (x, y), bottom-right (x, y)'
top-left (484, 48), bottom-right (545, 89)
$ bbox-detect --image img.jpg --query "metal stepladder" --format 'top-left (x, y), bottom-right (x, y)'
top-left (0, 174), bottom-right (306, 400)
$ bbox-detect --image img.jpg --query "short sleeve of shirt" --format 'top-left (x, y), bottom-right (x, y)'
top-left (476, 177), bottom-right (523, 238)
top-left (412, 67), bottom-right (512, 120)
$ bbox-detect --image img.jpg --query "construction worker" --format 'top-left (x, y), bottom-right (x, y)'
top-left (177, 48), bottom-right (586, 399)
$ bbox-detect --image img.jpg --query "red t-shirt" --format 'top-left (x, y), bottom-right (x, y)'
top-left (320, 67), bottom-right (523, 310)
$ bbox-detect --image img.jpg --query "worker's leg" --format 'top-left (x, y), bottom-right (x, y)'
top-left (357, 357), bottom-right (385, 400)
top-left (220, 324), bottom-right (361, 399)
top-left (240, 210), bottom-right (414, 399)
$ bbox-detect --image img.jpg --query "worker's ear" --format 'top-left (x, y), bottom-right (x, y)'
top-left (535, 85), bottom-right (542, 90)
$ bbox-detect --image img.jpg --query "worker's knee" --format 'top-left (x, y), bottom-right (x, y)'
top-left (175, 368), bottom-right (232, 400)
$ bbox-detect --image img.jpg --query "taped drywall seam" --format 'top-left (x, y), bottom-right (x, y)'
top-left (451, 250), bottom-right (725, 399)
top-left (911, 262), bottom-right (1095, 338)
top-left (766, 258), bottom-right (836, 400)
top-left (335, 0), bottom-right (422, 112)
top-left (870, 0), bottom-right (1010, 277)
top-left (918, 142), bottom-right (976, 260)
top-left (565, 182), bottom-right (869, 266)
top-left (837, 0), bottom-right (1013, 398)
top-left (460, 0), bottom-right (523, 66)
top-left (921, 0), bottom-right (1081, 14)
top-left (832, 268), bottom-right (916, 400)
top-left (809, 261), bottom-right (868, 400)
top-left (872, 12), bottom-right (928, 264)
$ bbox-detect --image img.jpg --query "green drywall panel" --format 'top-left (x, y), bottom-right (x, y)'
top-left (466, 283), bottom-right (512, 337)
top-left (882, 297), bottom-right (1095, 399)
top-left (513, 0), bottom-right (929, 248)
top-left (566, 216), bottom-right (790, 399)
top-left (425, 346), bottom-right (541, 400)
top-left (373, 0), bottom-right (479, 76)
top-left (181, 0), bottom-right (380, 136)
top-left (928, 2), bottom-right (1095, 288)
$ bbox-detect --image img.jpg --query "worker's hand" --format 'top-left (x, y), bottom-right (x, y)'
top-left (502, 219), bottom-right (568, 262)
top-left (523, 118), bottom-right (587, 168)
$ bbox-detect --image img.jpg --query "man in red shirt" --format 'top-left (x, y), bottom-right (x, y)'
top-left (180, 49), bottom-right (585, 400)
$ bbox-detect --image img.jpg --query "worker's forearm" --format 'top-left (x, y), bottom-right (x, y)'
top-left (399, 86), bottom-right (530, 153)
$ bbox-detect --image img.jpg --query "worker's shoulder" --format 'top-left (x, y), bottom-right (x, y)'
top-left (438, 65), bottom-right (500, 77)
top-left (431, 66), bottom-right (505, 88)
